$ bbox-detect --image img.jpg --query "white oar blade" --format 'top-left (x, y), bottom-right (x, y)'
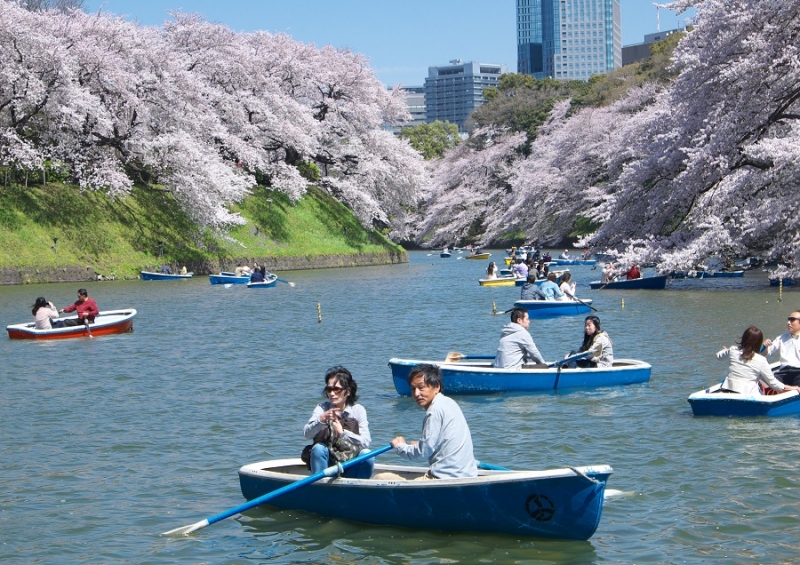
top-left (603, 489), bottom-right (634, 500)
top-left (224, 284), bottom-right (233, 289)
top-left (161, 518), bottom-right (210, 536)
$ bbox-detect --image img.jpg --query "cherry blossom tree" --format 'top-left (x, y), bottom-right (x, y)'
top-left (0, 2), bottom-right (424, 229)
top-left (416, 0), bottom-right (800, 278)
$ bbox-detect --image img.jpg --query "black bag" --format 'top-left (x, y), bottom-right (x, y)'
top-left (300, 415), bottom-right (361, 469)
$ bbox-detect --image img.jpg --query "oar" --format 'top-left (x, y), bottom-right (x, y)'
top-left (548, 351), bottom-right (593, 368)
top-left (444, 352), bottom-right (495, 362)
top-left (564, 291), bottom-right (598, 312)
top-left (83, 318), bottom-right (92, 338)
top-left (494, 307), bottom-right (515, 316)
top-left (223, 283), bottom-right (233, 289)
top-left (161, 444), bottom-right (393, 536)
top-left (275, 277), bottom-right (296, 287)
top-left (477, 461), bottom-right (511, 471)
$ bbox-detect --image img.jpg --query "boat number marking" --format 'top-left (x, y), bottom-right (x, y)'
top-left (526, 493), bottom-right (555, 522)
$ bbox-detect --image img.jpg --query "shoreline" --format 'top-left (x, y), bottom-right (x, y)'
top-left (0, 249), bottom-right (409, 285)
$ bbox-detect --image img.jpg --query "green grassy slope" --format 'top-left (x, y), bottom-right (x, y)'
top-left (0, 180), bottom-right (402, 278)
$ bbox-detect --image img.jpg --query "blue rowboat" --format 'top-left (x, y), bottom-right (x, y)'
top-left (514, 299), bottom-right (593, 318)
top-left (769, 277), bottom-right (798, 287)
top-left (549, 259), bottom-right (597, 266)
top-left (388, 357), bottom-right (651, 395)
top-left (688, 383), bottom-right (800, 416)
top-left (238, 459), bottom-right (612, 540)
top-left (247, 276), bottom-right (278, 289)
top-left (589, 275), bottom-right (668, 290)
top-left (140, 271), bottom-right (193, 281)
top-left (209, 272), bottom-right (250, 285)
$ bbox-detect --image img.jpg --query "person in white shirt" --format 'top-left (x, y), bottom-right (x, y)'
top-left (763, 311), bottom-right (800, 386)
top-left (557, 272), bottom-right (577, 301)
top-left (719, 326), bottom-right (800, 394)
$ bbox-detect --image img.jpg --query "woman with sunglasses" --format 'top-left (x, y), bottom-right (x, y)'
top-left (718, 326), bottom-right (800, 394)
top-left (303, 366), bottom-right (374, 478)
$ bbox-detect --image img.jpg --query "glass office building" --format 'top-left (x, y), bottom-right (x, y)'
top-left (424, 60), bottom-right (506, 132)
top-left (517, 0), bottom-right (621, 80)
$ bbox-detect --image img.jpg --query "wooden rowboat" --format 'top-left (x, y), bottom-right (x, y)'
top-left (140, 271), bottom-right (193, 281)
top-left (238, 459), bottom-right (613, 540)
top-left (589, 275), bottom-right (668, 290)
top-left (6, 309), bottom-right (137, 340)
top-left (688, 383), bottom-right (800, 416)
top-left (388, 357), bottom-right (651, 394)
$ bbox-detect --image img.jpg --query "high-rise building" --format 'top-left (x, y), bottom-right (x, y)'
top-left (517, 0), bottom-right (622, 81)
top-left (424, 60), bottom-right (506, 132)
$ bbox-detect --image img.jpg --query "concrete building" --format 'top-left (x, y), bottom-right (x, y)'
top-left (622, 28), bottom-right (683, 66)
top-left (400, 86), bottom-right (427, 127)
top-left (424, 60), bottom-right (506, 132)
top-left (517, 0), bottom-right (622, 81)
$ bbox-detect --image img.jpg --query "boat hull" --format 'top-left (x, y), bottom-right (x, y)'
top-left (514, 299), bottom-right (593, 318)
top-left (6, 309), bottom-right (136, 340)
top-left (247, 277), bottom-right (277, 289)
top-left (140, 271), bottom-right (192, 281)
top-left (465, 253), bottom-right (491, 260)
top-left (589, 275), bottom-right (668, 290)
top-left (209, 273), bottom-right (250, 285)
top-left (549, 259), bottom-right (597, 266)
top-left (478, 277), bottom-right (517, 287)
top-left (688, 384), bottom-right (800, 416)
top-left (440, 252), bottom-right (451, 258)
top-left (389, 358), bottom-right (651, 394)
top-left (238, 459), bottom-right (611, 540)
top-left (769, 277), bottom-right (798, 287)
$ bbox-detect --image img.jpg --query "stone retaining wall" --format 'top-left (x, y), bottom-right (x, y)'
top-left (0, 249), bottom-right (408, 285)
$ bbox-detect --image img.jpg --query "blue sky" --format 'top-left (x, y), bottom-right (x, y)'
top-left (84, 1), bottom-right (693, 87)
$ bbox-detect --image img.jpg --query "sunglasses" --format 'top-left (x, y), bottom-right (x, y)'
top-left (325, 386), bottom-right (345, 394)
top-left (788, 317), bottom-right (800, 323)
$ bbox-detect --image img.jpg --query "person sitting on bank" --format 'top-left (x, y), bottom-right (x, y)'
top-left (249, 269), bottom-right (265, 283)
top-left (718, 326), bottom-right (800, 394)
top-left (520, 274), bottom-right (546, 301)
top-left (762, 310), bottom-right (800, 386)
top-left (59, 289), bottom-right (99, 326)
top-left (494, 308), bottom-right (546, 369)
top-left (539, 272), bottom-right (565, 300)
top-left (32, 297), bottom-right (64, 329)
top-left (572, 315), bottom-right (614, 368)
top-left (389, 364), bottom-right (477, 479)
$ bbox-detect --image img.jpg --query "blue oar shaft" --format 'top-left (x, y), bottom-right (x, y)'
top-left (476, 461), bottom-right (511, 471)
top-left (163, 444), bottom-right (392, 535)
